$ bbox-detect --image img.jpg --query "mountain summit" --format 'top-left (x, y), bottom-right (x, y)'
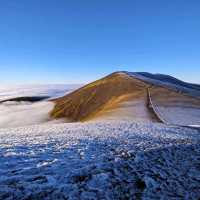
top-left (50, 72), bottom-right (200, 126)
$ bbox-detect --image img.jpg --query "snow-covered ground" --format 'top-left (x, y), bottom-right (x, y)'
top-left (90, 95), bottom-right (158, 123)
top-left (155, 106), bottom-right (200, 126)
top-left (0, 121), bottom-right (200, 199)
top-left (148, 88), bottom-right (200, 127)
top-left (0, 82), bottom-right (200, 199)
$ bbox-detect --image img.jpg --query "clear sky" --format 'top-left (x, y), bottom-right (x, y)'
top-left (0, 0), bottom-right (200, 84)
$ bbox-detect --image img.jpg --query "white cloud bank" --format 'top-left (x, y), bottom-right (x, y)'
top-left (0, 101), bottom-right (64, 128)
top-left (0, 84), bottom-right (80, 128)
top-left (0, 84), bottom-right (82, 101)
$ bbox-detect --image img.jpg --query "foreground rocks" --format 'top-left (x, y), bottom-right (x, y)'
top-left (0, 121), bottom-right (200, 199)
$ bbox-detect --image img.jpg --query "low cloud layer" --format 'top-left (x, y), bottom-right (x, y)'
top-left (0, 84), bottom-right (82, 101)
top-left (0, 84), bottom-right (79, 128)
top-left (0, 101), bottom-right (63, 128)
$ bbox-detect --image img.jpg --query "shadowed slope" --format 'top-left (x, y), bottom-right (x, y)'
top-left (50, 72), bottom-right (158, 122)
top-left (149, 87), bottom-right (200, 126)
top-left (125, 71), bottom-right (200, 97)
top-left (137, 72), bottom-right (200, 91)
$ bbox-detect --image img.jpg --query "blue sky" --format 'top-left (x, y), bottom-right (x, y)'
top-left (0, 0), bottom-right (200, 84)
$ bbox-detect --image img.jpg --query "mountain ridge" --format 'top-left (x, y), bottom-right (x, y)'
top-left (50, 71), bottom-right (200, 123)
top-left (122, 71), bottom-right (200, 97)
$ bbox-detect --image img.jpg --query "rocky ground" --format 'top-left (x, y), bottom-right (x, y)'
top-left (0, 121), bottom-right (200, 199)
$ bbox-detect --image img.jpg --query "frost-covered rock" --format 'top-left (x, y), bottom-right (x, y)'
top-left (0, 121), bottom-right (200, 199)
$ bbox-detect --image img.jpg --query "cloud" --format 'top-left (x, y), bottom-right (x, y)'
top-left (0, 84), bottom-right (79, 128)
top-left (0, 101), bottom-right (62, 128)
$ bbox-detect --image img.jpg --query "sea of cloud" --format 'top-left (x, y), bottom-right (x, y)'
top-left (0, 84), bottom-right (80, 128)
top-left (0, 84), bottom-right (81, 101)
top-left (0, 101), bottom-right (62, 128)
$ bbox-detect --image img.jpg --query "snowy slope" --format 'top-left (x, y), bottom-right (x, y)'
top-left (0, 75), bottom-right (200, 199)
top-left (125, 71), bottom-right (200, 97)
top-left (154, 105), bottom-right (200, 126)
top-left (122, 71), bottom-right (200, 126)
top-left (0, 121), bottom-right (200, 199)
top-left (148, 87), bottom-right (200, 126)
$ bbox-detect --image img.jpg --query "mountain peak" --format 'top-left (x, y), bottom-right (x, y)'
top-left (50, 71), bottom-right (200, 123)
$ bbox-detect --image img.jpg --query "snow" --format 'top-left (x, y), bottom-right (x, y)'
top-left (0, 79), bottom-right (200, 199)
top-left (189, 125), bottom-right (200, 128)
top-left (90, 95), bottom-right (157, 123)
top-left (147, 88), bottom-right (200, 126)
top-left (154, 106), bottom-right (200, 126)
top-left (0, 121), bottom-right (200, 199)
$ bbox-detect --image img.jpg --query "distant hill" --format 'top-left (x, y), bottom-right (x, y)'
top-left (0, 96), bottom-right (49, 104)
top-left (50, 71), bottom-right (200, 125)
top-left (125, 71), bottom-right (200, 97)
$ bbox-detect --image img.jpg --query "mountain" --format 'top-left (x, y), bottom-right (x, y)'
top-left (1, 72), bottom-right (200, 199)
top-left (50, 72), bottom-right (200, 126)
top-left (125, 71), bottom-right (200, 97)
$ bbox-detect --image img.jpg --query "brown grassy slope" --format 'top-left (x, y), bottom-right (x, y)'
top-left (50, 72), bottom-right (154, 121)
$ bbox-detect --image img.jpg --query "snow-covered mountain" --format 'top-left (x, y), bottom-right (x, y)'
top-left (0, 72), bottom-right (200, 199)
